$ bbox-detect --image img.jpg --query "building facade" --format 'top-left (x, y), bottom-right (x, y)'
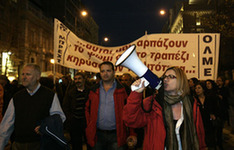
top-left (164, 0), bottom-right (234, 77)
top-left (0, 0), bottom-right (98, 81)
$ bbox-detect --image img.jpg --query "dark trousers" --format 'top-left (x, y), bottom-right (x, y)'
top-left (216, 126), bottom-right (224, 150)
top-left (93, 130), bottom-right (126, 150)
top-left (70, 118), bottom-right (90, 150)
top-left (12, 141), bottom-right (40, 150)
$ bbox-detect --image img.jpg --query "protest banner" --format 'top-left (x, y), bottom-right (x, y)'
top-left (54, 18), bottom-right (220, 80)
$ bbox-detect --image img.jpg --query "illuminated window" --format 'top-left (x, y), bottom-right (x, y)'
top-left (196, 18), bottom-right (201, 26)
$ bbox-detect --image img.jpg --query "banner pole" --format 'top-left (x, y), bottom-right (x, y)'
top-left (53, 18), bottom-right (57, 85)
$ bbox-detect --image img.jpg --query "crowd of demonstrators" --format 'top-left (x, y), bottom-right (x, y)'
top-left (192, 77), bottom-right (234, 150)
top-left (123, 66), bottom-right (206, 150)
top-left (0, 64), bottom-right (66, 150)
top-left (0, 61), bottom-right (233, 150)
top-left (62, 72), bottom-right (91, 150)
top-left (194, 82), bottom-right (217, 149)
top-left (120, 71), bottom-right (233, 150)
top-left (205, 79), bottom-right (226, 150)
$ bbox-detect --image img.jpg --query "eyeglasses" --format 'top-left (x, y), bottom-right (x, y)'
top-left (163, 74), bottom-right (177, 80)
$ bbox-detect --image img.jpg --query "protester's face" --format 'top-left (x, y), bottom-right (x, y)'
top-left (224, 80), bottom-right (230, 87)
top-left (188, 79), bottom-right (194, 88)
top-left (21, 66), bottom-right (40, 90)
top-left (216, 77), bottom-right (223, 87)
top-left (206, 81), bottom-right (212, 90)
top-left (163, 69), bottom-right (177, 95)
top-left (195, 84), bottom-right (204, 96)
top-left (74, 75), bottom-right (85, 88)
top-left (121, 75), bottom-right (132, 87)
top-left (100, 64), bottom-right (115, 82)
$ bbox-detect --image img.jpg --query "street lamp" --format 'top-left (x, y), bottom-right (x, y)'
top-left (159, 9), bottom-right (166, 16)
top-left (81, 10), bottom-right (88, 17)
top-left (50, 58), bottom-right (55, 64)
top-left (101, 37), bottom-right (109, 46)
top-left (104, 37), bottom-right (109, 42)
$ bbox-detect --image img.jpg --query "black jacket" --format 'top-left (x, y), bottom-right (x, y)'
top-left (39, 114), bottom-right (69, 150)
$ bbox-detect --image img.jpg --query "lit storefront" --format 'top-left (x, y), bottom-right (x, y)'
top-left (0, 52), bottom-right (18, 82)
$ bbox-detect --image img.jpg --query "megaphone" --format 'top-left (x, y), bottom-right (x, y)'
top-left (115, 44), bottom-right (162, 91)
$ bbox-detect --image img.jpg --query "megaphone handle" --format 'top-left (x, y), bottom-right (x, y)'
top-left (131, 77), bottom-right (149, 91)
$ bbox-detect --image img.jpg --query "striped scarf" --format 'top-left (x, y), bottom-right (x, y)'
top-left (163, 93), bottom-right (199, 150)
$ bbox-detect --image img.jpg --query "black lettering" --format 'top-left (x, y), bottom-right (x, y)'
top-left (203, 35), bottom-right (212, 43)
top-left (202, 57), bottom-right (213, 65)
top-left (203, 46), bottom-right (212, 54)
top-left (204, 68), bottom-right (212, 76)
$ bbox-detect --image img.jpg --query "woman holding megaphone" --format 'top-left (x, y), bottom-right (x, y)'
top-left (123, 66), bottom-right (206, 150)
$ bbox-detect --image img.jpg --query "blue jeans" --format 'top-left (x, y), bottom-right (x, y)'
top-left (93, 130), bottom-right (126, 150)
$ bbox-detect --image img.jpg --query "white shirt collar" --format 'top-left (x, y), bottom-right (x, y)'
top-left (26, 83), bottom-right (41, 96)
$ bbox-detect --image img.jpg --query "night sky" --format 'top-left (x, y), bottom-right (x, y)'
top-left (81, 0), bottom-right (185, 46)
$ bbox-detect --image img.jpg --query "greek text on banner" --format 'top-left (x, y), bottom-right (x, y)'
top-left (54, 18), bottom-right (220, 80)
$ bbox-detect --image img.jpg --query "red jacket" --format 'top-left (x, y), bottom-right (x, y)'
top-left (123, 92), bottom-right (206, 150)
top-left (85, 81), bottom-right (135, 147)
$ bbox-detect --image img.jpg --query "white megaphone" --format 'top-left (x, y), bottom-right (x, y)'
top-left (115, 44), bottom-right (162, 91)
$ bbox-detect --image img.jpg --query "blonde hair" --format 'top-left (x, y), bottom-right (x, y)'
top-left (164, 66), bottom-right (190, 97)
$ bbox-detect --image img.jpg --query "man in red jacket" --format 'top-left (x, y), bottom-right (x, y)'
top-left (85, 61), bottom-right (136, 150)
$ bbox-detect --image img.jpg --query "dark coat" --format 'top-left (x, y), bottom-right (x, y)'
top-left (39, 114), bottom-right (69, 150)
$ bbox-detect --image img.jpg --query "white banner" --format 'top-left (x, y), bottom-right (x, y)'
top-left (54, 18), bottom-right (220, 80)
